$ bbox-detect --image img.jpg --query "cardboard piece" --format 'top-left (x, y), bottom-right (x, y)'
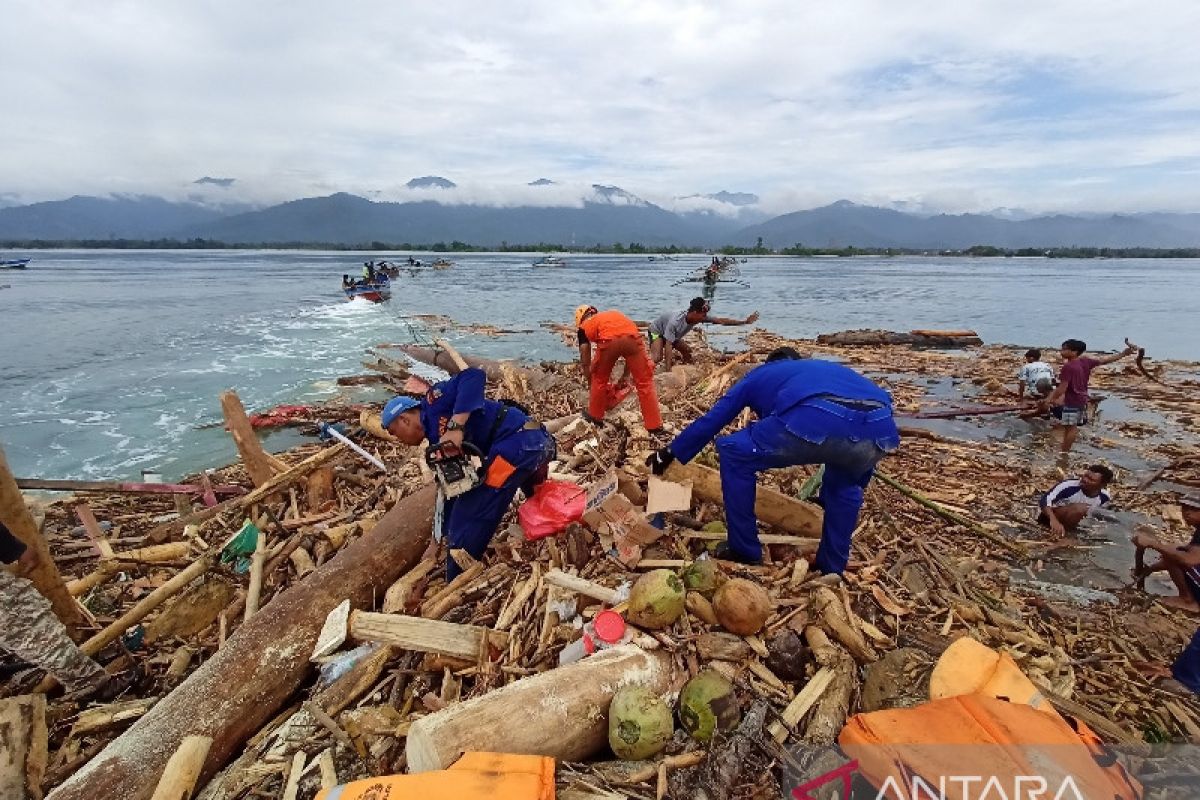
top-left (646, 476), bottom-right (692, 514)
top-left (584, 470), bottom-right (619, 514)
top-left (582, 493), bottom-right (663, 567)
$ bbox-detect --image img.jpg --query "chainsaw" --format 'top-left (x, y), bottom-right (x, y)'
top-left (425, 441), bottom-right (484, 498)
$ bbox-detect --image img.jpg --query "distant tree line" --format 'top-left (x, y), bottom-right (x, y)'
top-left (3, 238), bottom-right (1199, 258)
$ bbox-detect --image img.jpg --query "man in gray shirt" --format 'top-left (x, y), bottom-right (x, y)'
top-left (648, 297), bottom-right (759, 369)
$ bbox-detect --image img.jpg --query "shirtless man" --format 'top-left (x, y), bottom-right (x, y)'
top-left (1132, 494), bottom-right (1200, 613)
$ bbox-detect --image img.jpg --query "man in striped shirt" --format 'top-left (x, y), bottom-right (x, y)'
top-left (1131, 494), bottom-right (1200, 614)
top-left (1037, 464), bottom-right (1113, 537)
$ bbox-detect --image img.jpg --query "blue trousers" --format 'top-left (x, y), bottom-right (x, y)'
top-left (715, 409), bottom-right (890, 572)
top-left (1174, 627), bottom-right (1200, 695)
top-left (445, 426), bottom-right (554, 581)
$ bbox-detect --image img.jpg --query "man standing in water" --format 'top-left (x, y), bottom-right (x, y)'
top-left (1038, 339), bottom-right (1137, 457)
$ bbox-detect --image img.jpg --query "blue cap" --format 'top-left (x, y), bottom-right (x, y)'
top-left (380, 396), bottom-right (420, 428)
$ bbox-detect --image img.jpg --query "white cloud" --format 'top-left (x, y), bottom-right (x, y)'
top-left (4, 0), bottom-right (1200, 212)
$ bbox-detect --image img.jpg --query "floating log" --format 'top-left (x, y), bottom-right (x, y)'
top-left (395, 344), bottom-right (514, 380)
top-left (46, 484), bottom-right (436, 800)
top-left (0, 444), bottom-right (86, 633)
top-left (815, 329), bottom-right (983, 348)
top-left (14, 479), bottom-right (246, 497)
top-left (405, 645), bottom-right (673, 772)
top-left (0, 694), bottom-right (47, 800)
top-left (666, 461), bottom-right (823, 538)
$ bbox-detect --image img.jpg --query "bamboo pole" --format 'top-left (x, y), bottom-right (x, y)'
top-left (36, 557), bottom-right (214, 693)
top-left (0, 443), bottom-right (86, 633)
top-left (875, 471), bottom-right (1028, 557)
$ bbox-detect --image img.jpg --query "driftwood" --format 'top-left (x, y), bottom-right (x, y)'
top-left (666, 461), bottom-right (823, 538)
top-left (0, 444), bottom-right (86, 632)
top-left (149, 736), bottom-right (212, 800)
top-left (405, 646), bottom-right (673, 772)
top-left (0, 694), bottom-right (47, 800)
top-left (395, 344), bottom-right (513, 380)
top-left (46, 485), bottom-right (436, 800)
top-left (14, 479), bottom-right (245, 497)
top-left (816, 328), bottom-right (983, 347)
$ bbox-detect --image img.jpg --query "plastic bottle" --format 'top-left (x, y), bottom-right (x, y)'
top-left (557, 610), bottom-right (634, 665)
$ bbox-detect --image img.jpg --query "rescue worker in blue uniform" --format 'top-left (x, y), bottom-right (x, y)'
top-left (648, 347), bottom-right (899, 573)
top-left (382, 367), bottom-right (556, 580)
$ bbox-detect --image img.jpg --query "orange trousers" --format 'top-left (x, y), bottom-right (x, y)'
top-left (590, 335), bottom-right (662, 429)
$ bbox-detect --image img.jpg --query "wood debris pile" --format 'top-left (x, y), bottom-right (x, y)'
top-left (5, 325), bottom-right (1200, 799)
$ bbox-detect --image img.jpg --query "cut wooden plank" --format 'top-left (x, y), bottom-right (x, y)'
top-left (666, 461), bottom-right (822, 538)
top-left (0, 444), bottom-right (86, 632)
top-left (149, 736), bottom-right (212, 800)
top-left (0, 694), bottom-right (47, 800)
top-left (74, 505), bottom-right (116, 560)
top-left (70, 697), bottom-right (158, 736)
top-left (46, 485), bottom-right (436, 800)
top-left (280, 751), bottom-right (305, 800)
top-left (405, 646), bottom-right (672, 772)
top-left (768, 667), bottom-right (835, 742)
top-left (348, 612), bottom-right (508, 660)
top-left (543, 569), bottom-right (622, 604)
top-left (645, 476), bottom-right (692, 514)
top-left (220, 391), bottom-right (287, 487)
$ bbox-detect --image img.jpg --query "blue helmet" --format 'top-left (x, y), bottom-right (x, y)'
top-left (380, 396), bottom-right (420, 428)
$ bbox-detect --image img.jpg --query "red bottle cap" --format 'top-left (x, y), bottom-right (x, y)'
top-left (593, 610), bottom-right (626, 643)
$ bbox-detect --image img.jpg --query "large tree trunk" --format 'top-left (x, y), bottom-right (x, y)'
top-left (405, 646), bottom-right (673, 772)
top-left (0, 444), bottom-right (86, 633)
top-left (47, 485), bottom-right (436, 800)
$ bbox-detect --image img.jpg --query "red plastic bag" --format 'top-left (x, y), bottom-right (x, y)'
top-left (518, 480), bottom-right (586, 541)
top-left (602, 381), bottom-right (633, 410)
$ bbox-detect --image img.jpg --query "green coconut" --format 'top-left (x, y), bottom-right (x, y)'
top-left (681, 558), bottom-right (723, 597)
top-left (678, 671), bottom-right (741, 742)
top-left (627, 569), bottom-right (685, 629)
top-left (608, 685), bottom-right (674, 760)
top-left (713, 577), bottom-right (772, 636)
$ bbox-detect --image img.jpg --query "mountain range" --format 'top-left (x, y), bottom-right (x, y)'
top-left (3, 184), bottom-right (1200, 249)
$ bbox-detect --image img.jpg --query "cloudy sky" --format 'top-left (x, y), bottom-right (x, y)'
top-left (5, 0), bottom-right (1200, 214)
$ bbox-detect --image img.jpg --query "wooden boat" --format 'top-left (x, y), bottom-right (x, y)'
top-left (343, 276), bottom-right (392, 303)
top-left (432, 258), bottom-right (453, 269)
top-left (532, 255), bottom-right (567, 267)
top-left (0, 258), bottom-right (30, 269)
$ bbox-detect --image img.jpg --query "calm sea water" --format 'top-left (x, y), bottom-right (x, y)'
top-left (1, 250), bottom-right (1196, 481)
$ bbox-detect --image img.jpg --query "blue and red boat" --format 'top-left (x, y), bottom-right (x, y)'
top-left (343, 274), bottom-right (392, 302)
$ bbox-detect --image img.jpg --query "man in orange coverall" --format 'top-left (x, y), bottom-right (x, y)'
top-left (574, 305), bottom-right (664, 433)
